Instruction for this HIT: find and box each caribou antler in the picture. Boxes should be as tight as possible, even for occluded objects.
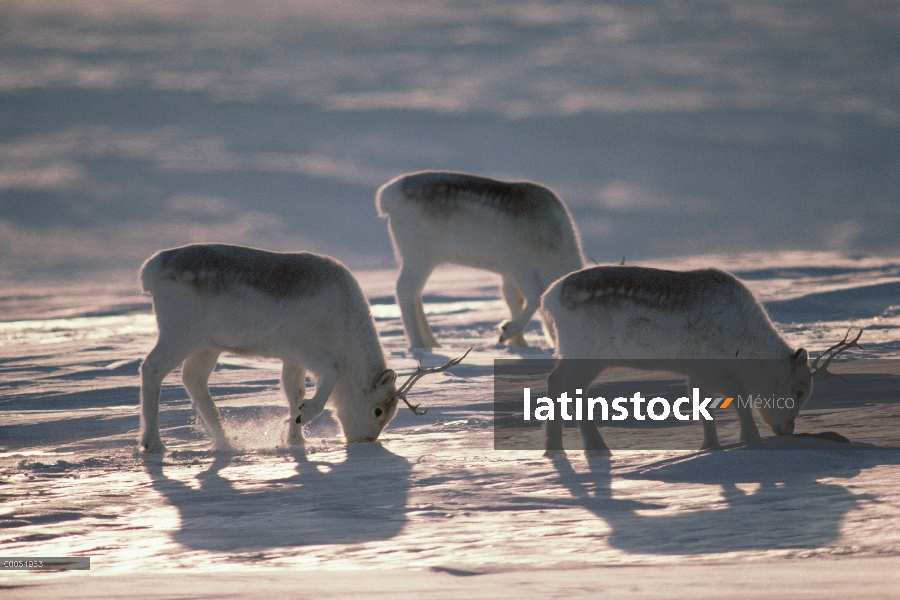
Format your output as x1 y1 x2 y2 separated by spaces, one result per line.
810 329 863 380
395 348 472 415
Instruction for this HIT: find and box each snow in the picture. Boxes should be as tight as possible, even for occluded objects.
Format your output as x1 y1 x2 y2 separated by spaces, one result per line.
3 1 900 593
2 257 900 597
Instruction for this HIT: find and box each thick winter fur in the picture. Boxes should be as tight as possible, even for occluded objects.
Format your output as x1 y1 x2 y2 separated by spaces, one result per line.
377 171 584 348
540 265 812 455
138 244 400 453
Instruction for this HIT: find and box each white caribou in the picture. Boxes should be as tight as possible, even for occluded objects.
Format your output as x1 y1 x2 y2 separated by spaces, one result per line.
377 171 584 348
138 243 466 453
540 265 861 455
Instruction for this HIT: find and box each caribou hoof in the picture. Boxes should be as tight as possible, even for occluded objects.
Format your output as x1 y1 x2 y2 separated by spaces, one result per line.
297 401 325 425
139 435 167 454
585 447 612 457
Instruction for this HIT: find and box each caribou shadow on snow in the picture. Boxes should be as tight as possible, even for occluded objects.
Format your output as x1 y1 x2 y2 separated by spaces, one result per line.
142 443 411 552
551 447 900 555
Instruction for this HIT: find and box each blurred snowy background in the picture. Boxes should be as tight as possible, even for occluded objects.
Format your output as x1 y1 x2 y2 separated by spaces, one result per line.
1 0 898 281
4 5 900 588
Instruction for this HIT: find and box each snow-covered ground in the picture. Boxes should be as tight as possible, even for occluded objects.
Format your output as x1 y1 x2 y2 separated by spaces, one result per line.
2 254 900 597
3 1 900 595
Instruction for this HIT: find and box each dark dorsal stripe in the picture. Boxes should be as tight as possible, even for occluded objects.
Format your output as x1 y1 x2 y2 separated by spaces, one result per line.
400 172 557 218
559 266 738 311
157 244 343 298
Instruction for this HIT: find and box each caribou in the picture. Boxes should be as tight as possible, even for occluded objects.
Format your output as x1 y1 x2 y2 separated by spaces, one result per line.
539 265 862 455
377 170 584 348
138 243 468 453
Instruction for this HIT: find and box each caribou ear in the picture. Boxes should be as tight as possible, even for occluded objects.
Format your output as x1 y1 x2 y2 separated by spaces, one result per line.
791 348 808 369
373 369 397 389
